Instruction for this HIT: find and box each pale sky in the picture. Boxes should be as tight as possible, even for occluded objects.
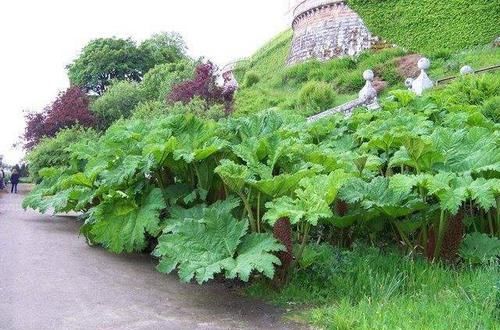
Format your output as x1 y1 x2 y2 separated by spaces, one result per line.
0 0 291 165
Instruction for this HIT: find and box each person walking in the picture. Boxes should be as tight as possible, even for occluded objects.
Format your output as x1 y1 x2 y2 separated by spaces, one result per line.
0 168 5 190
10 168 20 194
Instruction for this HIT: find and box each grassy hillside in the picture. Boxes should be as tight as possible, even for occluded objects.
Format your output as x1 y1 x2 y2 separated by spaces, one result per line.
234 29 500 117
234 31 407 116
349 0 500 53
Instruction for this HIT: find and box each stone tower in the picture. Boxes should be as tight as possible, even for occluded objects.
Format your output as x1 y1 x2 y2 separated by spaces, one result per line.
288 0 374 65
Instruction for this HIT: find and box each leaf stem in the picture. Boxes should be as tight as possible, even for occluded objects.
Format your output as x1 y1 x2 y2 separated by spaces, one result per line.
487 210 494 236
237 190 256 232
256 192 261 233
433 209 447 261
496 197 500 238
293 223 310 269
393 221 411 249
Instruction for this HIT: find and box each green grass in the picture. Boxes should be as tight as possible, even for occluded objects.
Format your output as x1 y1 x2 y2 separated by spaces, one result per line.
247 246 500 329
234 30 500 117
233 31 407 116
429 46 500 79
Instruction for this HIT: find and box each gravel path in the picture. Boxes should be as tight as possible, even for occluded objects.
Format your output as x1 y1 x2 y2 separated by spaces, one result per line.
0 185 300 330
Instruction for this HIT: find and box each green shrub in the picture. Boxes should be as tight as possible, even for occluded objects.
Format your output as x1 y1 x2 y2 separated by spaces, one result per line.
282 60 322 85
459 233 500 264
243 71 260 87
433 73 500 107
26 127 99 182
91 80 144 130
298 81 336 112
166 97 226 121
132 100 168 119
141 60 194 101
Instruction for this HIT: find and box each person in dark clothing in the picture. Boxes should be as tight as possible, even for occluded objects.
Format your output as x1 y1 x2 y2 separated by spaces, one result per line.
0 169 4 190
10 169 20 194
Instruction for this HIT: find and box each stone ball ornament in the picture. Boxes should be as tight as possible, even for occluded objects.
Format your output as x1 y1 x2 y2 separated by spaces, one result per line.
460 65 475 75
417 57 431 70
363 69 374 81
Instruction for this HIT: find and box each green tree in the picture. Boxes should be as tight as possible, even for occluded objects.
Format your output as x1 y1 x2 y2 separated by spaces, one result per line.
139 32 188 72
67 34 189 95
141 60 195 101
67 38 144 95
91 81 144 130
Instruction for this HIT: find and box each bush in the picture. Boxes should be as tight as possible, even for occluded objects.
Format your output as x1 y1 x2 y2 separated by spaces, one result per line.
167 98 226 121
282 60 322 85
132 101 168 120
432 74 500 107
26 127 99 182
141 60 195 101
482 96 500 123
298 81 336 112
91 81 144 130
243 71 260 87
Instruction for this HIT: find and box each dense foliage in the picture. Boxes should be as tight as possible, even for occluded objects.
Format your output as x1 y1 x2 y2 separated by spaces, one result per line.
348 0 499 53
90 81 144 130
24 75 500 286
67 33 188 95
168 62 226 111
19 13 500 329
141 60 195 102
298 81 337 114
26 127 98 183
24 87 95 149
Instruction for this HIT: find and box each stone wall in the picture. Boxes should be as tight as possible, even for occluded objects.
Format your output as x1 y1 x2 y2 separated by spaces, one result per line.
287 0 374 65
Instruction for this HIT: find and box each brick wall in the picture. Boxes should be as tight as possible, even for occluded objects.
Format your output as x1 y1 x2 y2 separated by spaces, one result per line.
287 1 373 65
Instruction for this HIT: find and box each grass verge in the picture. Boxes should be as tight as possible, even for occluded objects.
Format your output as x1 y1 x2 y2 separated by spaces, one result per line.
247 245 499 329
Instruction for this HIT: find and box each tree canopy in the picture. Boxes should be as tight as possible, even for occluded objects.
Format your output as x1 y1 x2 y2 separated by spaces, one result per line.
67 33 189 95
24 87 95 149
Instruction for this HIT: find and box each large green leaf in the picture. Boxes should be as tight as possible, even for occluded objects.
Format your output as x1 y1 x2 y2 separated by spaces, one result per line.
263 170 350 225
89 188 166 253
340 177 425 218
215 160 253 193
154 199 283 284
248 168 315 198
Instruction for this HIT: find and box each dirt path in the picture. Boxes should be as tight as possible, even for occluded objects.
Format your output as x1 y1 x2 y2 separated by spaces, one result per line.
0 185 301 330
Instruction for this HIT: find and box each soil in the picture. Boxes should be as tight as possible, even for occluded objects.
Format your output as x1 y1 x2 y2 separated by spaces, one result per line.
395 54 423 79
